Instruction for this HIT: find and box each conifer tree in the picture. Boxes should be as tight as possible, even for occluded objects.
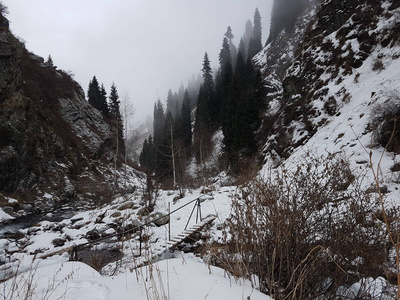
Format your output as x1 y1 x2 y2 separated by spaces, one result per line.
193 85 213 163
188 73 201 109
87 76 109 117
153 99 166 148
227 39 248 156
45 55 54 68
166 89 177 118
180 89 192 149
242 20 253 59
108 83 120 118
140 138 149 168
100 84 110 117
140 135 156 171
152 99 173 178
225 26 238 69
218 37 233 143
248 8 263 59
108 82 124 150
267 0 308 44
201 52 219 128
87 76 101 109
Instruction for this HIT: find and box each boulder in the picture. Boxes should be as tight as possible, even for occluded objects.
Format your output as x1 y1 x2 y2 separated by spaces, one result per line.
85 229 100 241
117 201 139 211
149 212 170 227
52 238 65 247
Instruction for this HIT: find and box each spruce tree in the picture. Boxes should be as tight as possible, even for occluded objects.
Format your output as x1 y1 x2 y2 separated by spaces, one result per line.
108 82 120 119
152 99 172 178
153 99 166 148
108 82 124 150
231 39 248 154
225 26 237 69
180 89 192 149
201 52 219 129
242 20 253 59
100 84 109 117
267 0 308 44
193 84 214 163
140 135 156 171
166 89 177 118
140 138 149 168
248 8 263 59
87 76 101 109
218 37 233 146
87 76 109 117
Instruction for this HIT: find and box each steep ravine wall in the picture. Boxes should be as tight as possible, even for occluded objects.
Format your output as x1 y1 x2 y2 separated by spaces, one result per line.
0 12 140 214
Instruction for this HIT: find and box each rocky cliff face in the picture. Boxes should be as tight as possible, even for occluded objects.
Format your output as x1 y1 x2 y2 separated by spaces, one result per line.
0 12 141 213
255 0 400 163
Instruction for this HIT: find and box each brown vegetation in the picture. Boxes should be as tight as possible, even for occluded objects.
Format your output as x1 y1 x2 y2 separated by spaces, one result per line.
207 153 398 299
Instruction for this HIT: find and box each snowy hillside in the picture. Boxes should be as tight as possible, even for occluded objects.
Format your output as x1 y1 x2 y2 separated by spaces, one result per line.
1 0 400 299
255 1 400 169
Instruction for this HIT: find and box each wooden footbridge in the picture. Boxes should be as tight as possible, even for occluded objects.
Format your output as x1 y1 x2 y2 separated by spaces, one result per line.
39 197 217 270
132 215 216 269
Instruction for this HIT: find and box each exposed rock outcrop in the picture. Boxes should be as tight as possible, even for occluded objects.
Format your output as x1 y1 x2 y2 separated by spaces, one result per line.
0 11 139 211
255 0 400 162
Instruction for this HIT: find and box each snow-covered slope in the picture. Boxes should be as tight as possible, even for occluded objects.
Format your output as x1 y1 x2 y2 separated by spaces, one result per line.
1 258 270 300
256 0 400 194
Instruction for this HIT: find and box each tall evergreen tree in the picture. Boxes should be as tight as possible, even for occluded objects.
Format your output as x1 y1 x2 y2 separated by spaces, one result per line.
108 82 120 118
193 85 212 163
87 76 109 117
225 26 237 69
153 99 166 148
226 39 248 157
140 138 149 168
242 20 253 59
201 52 219 128
108 82 124 150
187 73 202 110
139 135 156 171
248 8 263 59
267 0 308 44
180 89 192 149
218 37 234 143
87 76 101 109
166 89 177 118
100 84 109 117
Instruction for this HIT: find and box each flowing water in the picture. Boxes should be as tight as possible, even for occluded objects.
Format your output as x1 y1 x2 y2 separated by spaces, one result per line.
0 208 75 239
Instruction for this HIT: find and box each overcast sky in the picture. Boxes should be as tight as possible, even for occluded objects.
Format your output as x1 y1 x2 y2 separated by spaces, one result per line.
3 0 272 124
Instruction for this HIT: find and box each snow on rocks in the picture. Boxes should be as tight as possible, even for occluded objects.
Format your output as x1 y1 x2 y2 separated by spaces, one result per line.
0 186 237 291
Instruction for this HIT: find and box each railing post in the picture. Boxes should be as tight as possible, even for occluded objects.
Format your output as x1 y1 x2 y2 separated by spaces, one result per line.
168 202 171 241
70 245 78 261
185 198 199 230
199 199 202 221
139 227 142 256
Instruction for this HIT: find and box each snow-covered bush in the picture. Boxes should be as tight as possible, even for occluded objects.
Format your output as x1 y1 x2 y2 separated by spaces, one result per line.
370 90 400 154
221 153 397 299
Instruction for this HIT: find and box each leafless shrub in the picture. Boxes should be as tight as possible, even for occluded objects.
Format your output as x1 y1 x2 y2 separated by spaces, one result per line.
372 58 385 72
0 260 75 299
218 153 395 299
370 91 400 153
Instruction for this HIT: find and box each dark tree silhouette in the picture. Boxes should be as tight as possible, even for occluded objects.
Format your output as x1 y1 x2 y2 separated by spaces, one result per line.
248 8 263 59
108 82 124 150
267 0 309 44
87 76 109 117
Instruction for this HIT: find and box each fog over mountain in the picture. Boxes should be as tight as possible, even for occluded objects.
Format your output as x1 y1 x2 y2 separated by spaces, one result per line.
3 0 272 123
